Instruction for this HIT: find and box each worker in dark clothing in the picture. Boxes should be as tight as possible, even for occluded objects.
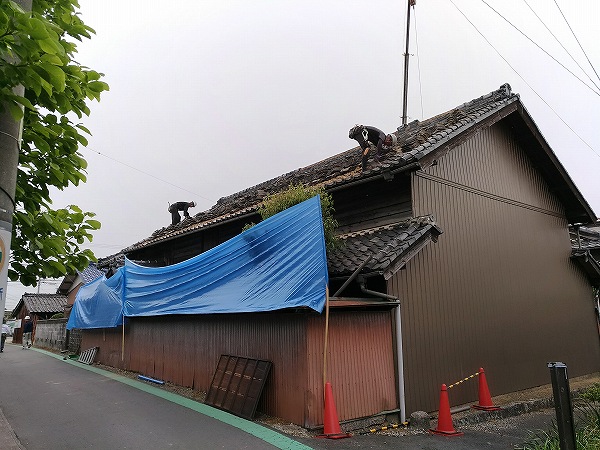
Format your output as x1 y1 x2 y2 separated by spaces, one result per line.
349 124 397 170
168 201 196 225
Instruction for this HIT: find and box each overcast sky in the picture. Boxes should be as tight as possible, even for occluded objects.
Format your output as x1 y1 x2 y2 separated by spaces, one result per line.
6 0 599 309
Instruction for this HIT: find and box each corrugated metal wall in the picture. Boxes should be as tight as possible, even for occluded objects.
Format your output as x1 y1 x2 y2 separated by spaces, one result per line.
81 309 396 428
306 310 396 428
389 123 600 413
83 313 308 425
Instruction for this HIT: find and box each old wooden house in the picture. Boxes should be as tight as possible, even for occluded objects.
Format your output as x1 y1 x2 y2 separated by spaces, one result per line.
11 293 67 345
81 84 600 427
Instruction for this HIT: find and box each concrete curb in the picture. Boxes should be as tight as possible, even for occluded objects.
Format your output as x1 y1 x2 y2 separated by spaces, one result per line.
453 398 554 427
0 407 24 450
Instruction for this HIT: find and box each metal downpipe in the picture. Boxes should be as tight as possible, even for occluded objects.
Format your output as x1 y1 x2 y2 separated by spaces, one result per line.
358 279 406 423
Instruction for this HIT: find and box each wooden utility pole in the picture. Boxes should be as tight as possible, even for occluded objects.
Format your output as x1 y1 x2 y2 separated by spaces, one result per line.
401 0 415 126
0 0 33 316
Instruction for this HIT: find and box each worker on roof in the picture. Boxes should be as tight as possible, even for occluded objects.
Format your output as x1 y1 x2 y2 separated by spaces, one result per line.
349 124 397 171
168 201 196 225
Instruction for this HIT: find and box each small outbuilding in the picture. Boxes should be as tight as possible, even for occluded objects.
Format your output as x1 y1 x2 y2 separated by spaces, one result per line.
11 293 67 345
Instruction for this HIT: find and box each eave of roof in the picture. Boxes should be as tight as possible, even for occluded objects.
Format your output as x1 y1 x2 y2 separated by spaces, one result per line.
328 216 443 278
121 83 594 254
328 298 399 309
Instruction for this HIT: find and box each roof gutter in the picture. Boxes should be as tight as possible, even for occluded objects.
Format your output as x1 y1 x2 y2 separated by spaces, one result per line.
327 162 421 194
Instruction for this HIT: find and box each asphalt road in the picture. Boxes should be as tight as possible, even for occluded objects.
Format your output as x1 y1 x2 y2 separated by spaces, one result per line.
0 344 558 450
0 344 308 449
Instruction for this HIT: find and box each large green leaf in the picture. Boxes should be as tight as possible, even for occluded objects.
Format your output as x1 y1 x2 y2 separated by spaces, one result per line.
2 0 109 286
41 62 66 92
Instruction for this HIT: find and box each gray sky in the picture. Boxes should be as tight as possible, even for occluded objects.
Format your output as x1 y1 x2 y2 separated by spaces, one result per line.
5 0 600 309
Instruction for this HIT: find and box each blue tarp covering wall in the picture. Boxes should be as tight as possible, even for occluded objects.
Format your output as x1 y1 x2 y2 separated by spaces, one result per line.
67 196 328 329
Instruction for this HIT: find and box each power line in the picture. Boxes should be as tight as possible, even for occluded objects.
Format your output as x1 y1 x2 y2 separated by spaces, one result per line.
83 147 215 203
553 0 600 86
479 0 600 97
450 0 600 160
523 0 599 91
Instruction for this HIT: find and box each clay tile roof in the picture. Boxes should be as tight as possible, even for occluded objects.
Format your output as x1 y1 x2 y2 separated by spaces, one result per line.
21 294 67 314
78 264 105 284
123 84 516 253
328 216 443 278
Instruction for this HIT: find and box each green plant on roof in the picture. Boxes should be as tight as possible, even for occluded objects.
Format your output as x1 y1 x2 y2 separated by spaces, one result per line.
243 183 340 252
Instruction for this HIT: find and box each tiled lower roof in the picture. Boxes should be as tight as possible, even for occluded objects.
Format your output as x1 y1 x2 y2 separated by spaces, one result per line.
122 85 515 254
21 294 67 314
328 216 443 278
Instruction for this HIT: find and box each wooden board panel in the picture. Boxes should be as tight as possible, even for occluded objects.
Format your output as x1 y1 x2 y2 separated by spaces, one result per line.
205 355 272 420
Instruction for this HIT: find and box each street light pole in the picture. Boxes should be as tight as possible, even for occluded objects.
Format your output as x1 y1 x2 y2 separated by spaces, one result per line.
0 0 33 317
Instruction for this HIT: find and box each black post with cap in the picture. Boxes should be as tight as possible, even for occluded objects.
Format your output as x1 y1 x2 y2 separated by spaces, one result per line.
547 362 576 450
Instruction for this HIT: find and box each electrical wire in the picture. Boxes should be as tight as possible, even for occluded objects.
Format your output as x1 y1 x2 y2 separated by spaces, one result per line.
479 0 600 97
553 0 600 86
413 7 425 120
450 0 600 159
83 147 214 203
523 0 599 91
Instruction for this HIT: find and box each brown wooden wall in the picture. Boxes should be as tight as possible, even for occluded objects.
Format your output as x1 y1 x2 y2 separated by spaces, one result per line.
389 122 600 413
332 175 412 233
81 309 396 428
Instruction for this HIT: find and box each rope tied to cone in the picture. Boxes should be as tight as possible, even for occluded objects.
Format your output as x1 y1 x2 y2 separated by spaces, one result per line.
447 369 481 389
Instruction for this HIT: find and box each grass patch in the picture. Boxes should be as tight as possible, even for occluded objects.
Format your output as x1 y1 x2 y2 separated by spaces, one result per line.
517 399 600 450
579 383 600 402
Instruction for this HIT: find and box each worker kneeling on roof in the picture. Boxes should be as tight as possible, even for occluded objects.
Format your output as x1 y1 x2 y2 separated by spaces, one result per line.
168 201 196 225
349 125 397 171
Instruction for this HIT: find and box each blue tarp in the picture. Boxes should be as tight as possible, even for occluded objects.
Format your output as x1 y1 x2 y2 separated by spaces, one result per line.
66 270 124 330
67 196 328 329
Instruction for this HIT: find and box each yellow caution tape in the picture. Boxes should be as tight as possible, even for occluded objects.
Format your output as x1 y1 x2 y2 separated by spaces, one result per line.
447 371 480 389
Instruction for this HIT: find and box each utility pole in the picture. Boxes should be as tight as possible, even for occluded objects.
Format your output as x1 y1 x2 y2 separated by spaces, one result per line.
0 0 33 317
401 0 416 127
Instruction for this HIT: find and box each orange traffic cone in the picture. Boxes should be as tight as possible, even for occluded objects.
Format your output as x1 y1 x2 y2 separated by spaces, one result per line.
430 384 464 436
317 382 351 439
472 368 501 411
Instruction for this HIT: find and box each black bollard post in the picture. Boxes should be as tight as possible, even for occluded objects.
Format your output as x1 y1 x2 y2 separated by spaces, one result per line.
547 362 576 450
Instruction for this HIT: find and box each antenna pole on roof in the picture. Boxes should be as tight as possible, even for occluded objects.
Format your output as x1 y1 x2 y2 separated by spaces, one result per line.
401 0 415 127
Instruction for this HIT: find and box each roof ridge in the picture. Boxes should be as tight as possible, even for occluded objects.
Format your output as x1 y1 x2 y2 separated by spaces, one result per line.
123 85 516 254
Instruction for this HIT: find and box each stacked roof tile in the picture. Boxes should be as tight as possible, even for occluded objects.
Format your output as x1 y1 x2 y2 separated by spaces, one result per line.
328 216 442 277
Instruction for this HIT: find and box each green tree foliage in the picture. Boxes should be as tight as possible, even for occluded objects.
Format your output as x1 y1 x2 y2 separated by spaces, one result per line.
0 0 108 285
245 183 340 252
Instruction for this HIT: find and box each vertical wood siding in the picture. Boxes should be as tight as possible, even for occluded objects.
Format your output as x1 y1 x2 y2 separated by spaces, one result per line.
388 123 600 413
81 310 396 427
